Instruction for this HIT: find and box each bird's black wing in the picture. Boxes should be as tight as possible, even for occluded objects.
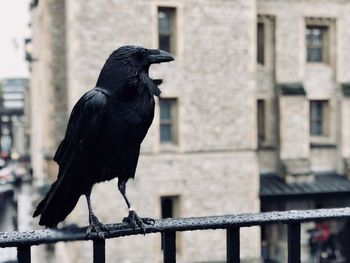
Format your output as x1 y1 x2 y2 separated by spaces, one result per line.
33 88 108 226
54 88 108 169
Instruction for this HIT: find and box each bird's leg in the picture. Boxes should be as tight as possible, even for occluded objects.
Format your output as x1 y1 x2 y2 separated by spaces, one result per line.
118 179 131 209
85 190 109 238
118 180 155 232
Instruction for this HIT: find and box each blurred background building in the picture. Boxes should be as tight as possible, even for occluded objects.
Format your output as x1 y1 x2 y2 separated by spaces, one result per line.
0 0 348 262
28 0 260 262
0 78 28 160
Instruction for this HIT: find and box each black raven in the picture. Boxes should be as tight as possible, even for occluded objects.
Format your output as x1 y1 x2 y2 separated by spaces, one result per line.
33 45 174 237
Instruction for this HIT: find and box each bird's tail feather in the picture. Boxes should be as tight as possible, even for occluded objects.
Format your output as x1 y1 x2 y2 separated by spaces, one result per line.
33 172 82 228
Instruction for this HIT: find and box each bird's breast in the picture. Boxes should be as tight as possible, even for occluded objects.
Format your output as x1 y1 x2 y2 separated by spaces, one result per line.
102 95 155 140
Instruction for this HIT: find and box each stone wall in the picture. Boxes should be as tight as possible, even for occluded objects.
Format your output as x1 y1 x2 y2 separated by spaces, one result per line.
257 0 350 174
58 151 260 263
30 0 261 262
30 0 67 182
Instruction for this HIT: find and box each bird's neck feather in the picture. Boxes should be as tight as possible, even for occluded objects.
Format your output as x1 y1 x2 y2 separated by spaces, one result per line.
96 63 161 97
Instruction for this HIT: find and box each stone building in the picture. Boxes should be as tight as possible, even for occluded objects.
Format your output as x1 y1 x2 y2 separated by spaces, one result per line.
256 1 350 262
0 78 28 159
27 0 350 262
28 0 260 262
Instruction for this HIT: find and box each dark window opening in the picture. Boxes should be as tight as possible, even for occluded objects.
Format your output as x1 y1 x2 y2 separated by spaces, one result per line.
310 100 328 136
158 7 176 54
257 99 266 144
161 196 177 219
257 22 265 64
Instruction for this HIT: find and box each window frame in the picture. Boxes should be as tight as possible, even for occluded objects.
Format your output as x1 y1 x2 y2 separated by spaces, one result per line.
306 25 329 63
257 15 275 70
305 17 336 66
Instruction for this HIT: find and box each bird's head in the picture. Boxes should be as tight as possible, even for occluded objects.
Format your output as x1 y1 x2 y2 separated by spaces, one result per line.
114 45 174 69
97 45 174 96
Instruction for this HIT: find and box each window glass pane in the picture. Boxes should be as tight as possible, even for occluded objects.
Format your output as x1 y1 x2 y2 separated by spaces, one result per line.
306 26 327 62
257 23 265 64
315 49 322 62
257 99 265 142
310 101 326 136
160 100 171 120
158 7 176 53
311 121 322 135
159 36 171 54
160 124 172 142
158 11 171 35
159 98 177 144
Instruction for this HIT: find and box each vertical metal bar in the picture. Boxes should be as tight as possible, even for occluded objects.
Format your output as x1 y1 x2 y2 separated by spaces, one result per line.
163 231 176 263
17 245 31 263
93 239 105 263
288 223 301 263
227 227 240 263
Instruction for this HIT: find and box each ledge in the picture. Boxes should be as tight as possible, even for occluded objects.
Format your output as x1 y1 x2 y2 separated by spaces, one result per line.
280 83 306 96
310 143 337 149
258 142 276 150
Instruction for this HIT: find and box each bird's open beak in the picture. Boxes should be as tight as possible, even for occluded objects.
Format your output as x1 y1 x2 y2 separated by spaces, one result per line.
148 49 174 64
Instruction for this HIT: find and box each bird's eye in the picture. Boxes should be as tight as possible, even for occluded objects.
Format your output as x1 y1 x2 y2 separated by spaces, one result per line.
137 49 147 59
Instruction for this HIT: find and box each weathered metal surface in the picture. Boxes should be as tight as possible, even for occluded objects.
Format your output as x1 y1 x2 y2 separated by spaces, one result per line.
1 208 350 248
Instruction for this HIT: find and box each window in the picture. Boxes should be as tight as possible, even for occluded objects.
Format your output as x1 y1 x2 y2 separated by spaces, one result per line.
159 98 178 144
257 99 266 144
306 26 328 63
310 100 328 136
158 7 176 54
257 22 265 64
161 196 180 219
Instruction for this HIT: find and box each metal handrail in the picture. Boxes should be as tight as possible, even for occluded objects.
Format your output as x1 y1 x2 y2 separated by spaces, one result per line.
1 207 350 262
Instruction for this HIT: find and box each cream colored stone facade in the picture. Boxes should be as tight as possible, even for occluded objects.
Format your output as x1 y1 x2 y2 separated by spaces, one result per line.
257 0 350 176
30 0 68 184
28 0 350 261
256 1 350 261
29 0 260 262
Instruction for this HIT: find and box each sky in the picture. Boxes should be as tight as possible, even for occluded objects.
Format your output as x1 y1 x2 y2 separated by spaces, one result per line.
0 0 30 79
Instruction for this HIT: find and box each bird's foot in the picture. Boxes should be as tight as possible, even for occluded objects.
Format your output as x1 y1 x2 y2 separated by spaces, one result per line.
86 214 109 239
123 210 155 234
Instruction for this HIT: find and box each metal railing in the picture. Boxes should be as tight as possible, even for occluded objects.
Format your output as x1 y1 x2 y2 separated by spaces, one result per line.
1 207 350 263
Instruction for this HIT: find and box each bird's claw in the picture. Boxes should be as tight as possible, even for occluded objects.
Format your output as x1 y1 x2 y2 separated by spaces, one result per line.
142 217 155 225
123 210 155 234
86 214 110 239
